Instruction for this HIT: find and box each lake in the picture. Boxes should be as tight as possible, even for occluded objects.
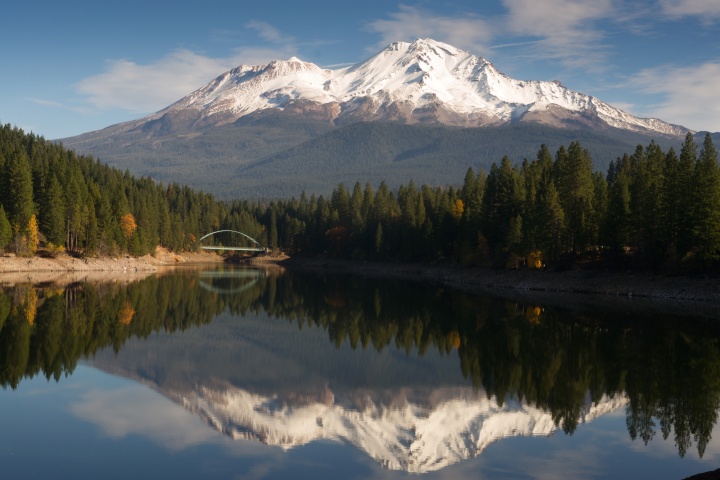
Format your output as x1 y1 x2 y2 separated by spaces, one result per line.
1 265 719 479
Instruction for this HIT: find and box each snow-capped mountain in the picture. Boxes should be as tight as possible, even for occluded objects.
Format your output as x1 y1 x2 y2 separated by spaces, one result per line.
149 38 686 136
60 38 692 199
170 383 626 473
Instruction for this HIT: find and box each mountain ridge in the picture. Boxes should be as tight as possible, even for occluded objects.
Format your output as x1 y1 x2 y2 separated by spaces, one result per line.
59 38 695 199
142 38 688 136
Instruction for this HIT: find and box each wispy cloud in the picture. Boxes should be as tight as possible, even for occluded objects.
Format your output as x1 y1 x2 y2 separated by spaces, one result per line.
75 22 296 114
71 386 216 450
501 0 615 68
629 61 720 131
367 1 618 69
75 49 241 113
659 0 720 19
490 40 544 49
245 20 294 45
366 4 496 56
26 97 64 108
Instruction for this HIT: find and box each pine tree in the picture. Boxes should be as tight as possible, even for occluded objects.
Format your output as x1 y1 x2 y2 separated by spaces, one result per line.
481 156 521 258
538 182 565 262
7 150 34 232
629 141 665 260
554 142 594 252
268 208 278 250
677 133 698 256
41 174 66 245
374 222 383 255
692 133 720 263
0 206 11 249
606 172 631 251
660 147 681 260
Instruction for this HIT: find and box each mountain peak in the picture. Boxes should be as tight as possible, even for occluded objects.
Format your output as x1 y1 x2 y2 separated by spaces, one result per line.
141 39 690 136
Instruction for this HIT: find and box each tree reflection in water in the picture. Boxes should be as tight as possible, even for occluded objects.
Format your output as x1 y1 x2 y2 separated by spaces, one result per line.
0 267 719 458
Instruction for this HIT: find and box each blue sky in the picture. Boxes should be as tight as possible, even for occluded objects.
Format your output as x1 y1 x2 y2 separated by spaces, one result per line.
2 0 719 139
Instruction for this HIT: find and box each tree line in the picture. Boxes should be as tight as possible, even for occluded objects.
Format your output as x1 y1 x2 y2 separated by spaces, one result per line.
3 123 719 271
252 132 719 271
0 124 243 256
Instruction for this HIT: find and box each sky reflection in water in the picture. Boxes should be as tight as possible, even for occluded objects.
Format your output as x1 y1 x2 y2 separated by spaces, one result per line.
0 267 719 479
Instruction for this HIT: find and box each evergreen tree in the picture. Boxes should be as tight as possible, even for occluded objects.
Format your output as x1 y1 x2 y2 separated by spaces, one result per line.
554 142 594 252
606 171 631 252
537 182 565 262
481 156 521 260
6 150 34 232
660 147 681 260
677 133 698 256
692 133 720 263
0 206 11 249
41 174 66 245
268 208 278 250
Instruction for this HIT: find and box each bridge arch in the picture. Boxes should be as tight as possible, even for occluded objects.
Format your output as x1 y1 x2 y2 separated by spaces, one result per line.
198 230 264 252
197 269 264 294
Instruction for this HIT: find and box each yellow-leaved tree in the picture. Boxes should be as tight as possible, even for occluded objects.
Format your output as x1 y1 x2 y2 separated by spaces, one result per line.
450 199 464 221
119 213 137 239
117 299 135 326
26 214 38 255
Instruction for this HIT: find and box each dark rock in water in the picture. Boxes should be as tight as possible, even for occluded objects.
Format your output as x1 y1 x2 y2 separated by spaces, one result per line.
684 469 720 480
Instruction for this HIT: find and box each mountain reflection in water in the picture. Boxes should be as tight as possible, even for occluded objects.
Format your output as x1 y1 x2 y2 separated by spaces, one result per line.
1 266 719 472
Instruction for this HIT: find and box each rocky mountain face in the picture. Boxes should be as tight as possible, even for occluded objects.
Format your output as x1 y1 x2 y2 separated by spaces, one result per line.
60 39 691 198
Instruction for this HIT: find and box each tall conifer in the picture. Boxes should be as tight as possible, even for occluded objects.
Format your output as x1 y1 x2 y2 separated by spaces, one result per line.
692 133 720 262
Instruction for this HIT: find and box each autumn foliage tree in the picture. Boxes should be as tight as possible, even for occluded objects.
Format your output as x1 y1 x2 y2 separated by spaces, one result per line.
26 214 38 255
119 213 138 240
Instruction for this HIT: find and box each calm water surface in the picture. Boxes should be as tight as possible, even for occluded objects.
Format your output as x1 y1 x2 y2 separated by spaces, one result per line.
1 266 719 479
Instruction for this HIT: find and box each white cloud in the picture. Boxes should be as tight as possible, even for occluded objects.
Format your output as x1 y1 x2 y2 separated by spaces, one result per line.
630 61 720 131
69 381 286 464
71 386 217 450
367 1 617 69
246 20 294 44
366 4 496 56
75 23 296 114
75 47 295 113
659 0 720 18
502 0 615 67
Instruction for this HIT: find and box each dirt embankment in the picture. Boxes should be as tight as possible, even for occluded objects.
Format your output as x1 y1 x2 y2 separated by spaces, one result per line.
0 248 223 286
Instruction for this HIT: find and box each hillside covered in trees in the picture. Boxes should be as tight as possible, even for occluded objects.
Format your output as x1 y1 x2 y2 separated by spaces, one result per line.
2 123 720 273
242 132 720 272
0 123 261 257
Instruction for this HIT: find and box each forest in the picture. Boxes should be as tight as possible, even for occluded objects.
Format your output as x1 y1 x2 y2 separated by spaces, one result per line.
2 122 719 272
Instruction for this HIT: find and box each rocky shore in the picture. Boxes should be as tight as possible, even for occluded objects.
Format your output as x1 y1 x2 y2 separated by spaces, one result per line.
0 248 223 286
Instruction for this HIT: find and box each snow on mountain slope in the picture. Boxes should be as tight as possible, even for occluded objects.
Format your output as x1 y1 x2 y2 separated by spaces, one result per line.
151 38 687 136
170 384 627 473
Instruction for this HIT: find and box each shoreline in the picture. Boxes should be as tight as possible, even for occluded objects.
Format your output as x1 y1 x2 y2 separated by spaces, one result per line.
3 251 720 318
0 249 224 286
279 257 720 319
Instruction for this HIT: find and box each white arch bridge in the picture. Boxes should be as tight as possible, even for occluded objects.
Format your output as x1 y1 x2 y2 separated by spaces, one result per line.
198 230 266 253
